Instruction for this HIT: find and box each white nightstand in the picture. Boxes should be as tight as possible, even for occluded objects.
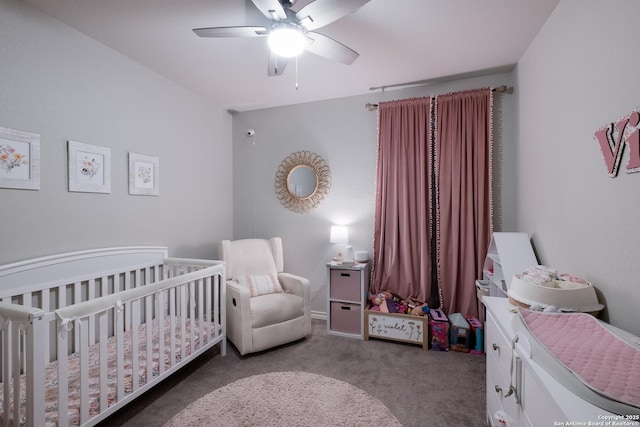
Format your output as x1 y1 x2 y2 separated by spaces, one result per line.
326 262 370 339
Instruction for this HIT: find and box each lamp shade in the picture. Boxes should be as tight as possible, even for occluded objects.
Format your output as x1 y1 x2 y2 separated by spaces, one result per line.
329 226 349 244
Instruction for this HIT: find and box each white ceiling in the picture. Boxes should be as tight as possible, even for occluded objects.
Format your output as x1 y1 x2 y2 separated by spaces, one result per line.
22 0 559 112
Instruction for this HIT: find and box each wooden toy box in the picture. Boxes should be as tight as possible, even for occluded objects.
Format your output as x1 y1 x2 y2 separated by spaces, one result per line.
364 305 428 350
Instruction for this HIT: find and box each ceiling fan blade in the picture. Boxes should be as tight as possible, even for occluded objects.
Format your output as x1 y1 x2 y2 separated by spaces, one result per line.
251 0 287 21
296 0 371 31
305 32 359 65
267 51 288 76
193 26 268 38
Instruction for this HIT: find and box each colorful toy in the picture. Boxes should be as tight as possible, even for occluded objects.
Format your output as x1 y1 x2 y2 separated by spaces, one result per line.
449 313 472 353
411 303 429 316
429 308 449 351
466 315 484 354
385 298 396 313
370 291 394 307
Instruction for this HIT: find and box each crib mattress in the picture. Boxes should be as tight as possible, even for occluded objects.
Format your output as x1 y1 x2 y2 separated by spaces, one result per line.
0 316 218 427
514 307 640 416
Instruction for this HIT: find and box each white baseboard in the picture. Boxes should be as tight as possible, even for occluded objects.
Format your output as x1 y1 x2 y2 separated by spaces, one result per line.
311 310 327 320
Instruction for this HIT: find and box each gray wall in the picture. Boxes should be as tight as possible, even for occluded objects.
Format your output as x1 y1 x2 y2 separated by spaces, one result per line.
11 0 633 338
0 0 233 264
232 73 516 316
516 0 640 335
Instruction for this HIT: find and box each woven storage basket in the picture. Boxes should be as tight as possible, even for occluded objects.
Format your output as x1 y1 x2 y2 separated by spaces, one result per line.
508 274 604 317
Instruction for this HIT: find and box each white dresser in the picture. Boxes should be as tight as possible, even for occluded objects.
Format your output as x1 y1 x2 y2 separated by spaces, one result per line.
484 297 634 426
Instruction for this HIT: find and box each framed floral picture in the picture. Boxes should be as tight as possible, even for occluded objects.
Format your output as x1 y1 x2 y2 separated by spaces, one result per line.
129 152 159 196
0 126 40 190
68 140 111 193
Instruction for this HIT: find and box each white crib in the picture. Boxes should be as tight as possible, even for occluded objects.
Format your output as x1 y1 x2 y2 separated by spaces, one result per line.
0 246 226 427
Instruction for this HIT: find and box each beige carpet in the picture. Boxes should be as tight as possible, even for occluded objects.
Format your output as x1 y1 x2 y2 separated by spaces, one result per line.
163 371 402 426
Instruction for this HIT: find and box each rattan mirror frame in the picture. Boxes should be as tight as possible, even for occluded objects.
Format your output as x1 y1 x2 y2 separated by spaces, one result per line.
275 150 331 213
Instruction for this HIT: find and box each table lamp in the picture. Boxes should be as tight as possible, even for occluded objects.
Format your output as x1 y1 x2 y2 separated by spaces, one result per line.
329 225 348 262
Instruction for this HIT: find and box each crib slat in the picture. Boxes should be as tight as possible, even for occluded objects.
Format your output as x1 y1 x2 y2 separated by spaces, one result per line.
158 290 166 375
155 264 163 283
131 299 140 392
56 320 69 427
197 278 204 345
116 306 125 401
11 323 20 427
205 276 212 341
21 292 31 375
57 284 67 309
79 318 90 424
169 288 176 368
22 292 32 308
74 281 81 352
114 272 121 293
40 288 49 311
57 284 68 360
26 315 46 427
189 280 195 355
145 295 153 384
98 311 109 413
2 328 11 427
214 274 221 339
88 279 96 345
219 273 227 356
101 275 108 297
124 271 132 331
41 289 50 364
180 285 187 361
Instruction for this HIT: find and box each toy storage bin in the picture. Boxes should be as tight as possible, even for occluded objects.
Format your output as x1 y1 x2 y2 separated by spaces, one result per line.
330 301 361 335
329 269 361 301
364 307 429 350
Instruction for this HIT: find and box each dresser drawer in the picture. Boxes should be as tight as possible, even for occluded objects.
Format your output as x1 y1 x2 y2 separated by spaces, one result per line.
521 363 564 427
486 362 528 427
330 269 361 302
486 366 505 427
486 309 513 384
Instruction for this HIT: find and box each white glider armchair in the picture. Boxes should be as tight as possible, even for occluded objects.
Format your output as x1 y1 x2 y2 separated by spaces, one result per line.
219 237 311 356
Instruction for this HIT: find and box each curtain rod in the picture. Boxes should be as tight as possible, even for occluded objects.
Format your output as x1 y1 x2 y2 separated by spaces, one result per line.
364 85 513 111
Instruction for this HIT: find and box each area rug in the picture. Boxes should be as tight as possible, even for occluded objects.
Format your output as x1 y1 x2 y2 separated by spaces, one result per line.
163 371 402 426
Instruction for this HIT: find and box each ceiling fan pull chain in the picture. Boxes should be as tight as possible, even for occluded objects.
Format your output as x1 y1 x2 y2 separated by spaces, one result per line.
295 56 299 90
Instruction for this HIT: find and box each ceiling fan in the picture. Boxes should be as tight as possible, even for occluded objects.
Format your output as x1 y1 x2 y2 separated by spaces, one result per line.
193 0 371 76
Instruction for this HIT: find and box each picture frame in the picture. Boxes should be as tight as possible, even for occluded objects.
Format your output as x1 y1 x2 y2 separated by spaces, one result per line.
68 140 111 193
129 152 159 196
0 126 41 190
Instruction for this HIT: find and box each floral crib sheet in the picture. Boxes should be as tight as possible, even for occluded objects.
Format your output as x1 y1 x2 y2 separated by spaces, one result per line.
0 315 216 427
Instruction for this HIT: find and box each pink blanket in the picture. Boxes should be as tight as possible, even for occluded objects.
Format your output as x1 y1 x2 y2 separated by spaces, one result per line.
518 308 640 409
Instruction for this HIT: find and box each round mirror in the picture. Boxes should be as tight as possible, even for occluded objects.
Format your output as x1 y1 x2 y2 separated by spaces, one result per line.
275 151 330 213
287 165 318 199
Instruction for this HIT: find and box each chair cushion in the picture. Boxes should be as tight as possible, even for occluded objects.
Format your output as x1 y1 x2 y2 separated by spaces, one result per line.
222 239 279 280
251 292 304 329
236 274 283 297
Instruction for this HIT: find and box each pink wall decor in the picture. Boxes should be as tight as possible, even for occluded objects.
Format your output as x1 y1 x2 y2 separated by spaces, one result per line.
594 109 640 177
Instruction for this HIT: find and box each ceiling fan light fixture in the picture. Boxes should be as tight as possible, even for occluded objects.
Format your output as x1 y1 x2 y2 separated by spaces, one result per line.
268 26 306 58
